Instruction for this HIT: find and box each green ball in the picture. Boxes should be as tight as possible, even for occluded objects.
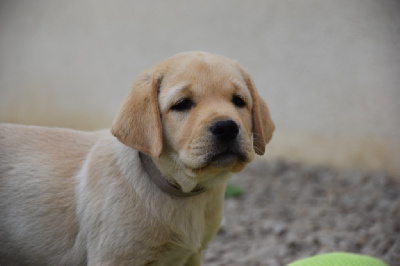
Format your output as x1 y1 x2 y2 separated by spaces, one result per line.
288 252 388 266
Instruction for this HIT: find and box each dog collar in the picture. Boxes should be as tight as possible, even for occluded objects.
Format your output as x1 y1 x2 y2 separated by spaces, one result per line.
139 152 206 198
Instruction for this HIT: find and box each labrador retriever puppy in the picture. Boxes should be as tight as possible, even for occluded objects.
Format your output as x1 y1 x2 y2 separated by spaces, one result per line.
0 52 274 265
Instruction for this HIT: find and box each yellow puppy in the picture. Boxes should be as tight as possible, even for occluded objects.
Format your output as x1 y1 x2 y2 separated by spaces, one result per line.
0 52 274 265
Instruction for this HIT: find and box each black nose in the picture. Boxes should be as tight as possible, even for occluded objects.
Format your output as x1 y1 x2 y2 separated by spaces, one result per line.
210 120 239 142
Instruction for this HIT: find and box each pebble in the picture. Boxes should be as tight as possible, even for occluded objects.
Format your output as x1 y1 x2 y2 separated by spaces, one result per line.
204 160 400 265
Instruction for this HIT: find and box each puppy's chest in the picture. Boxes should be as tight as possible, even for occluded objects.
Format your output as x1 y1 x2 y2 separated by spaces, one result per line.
151 205 208 250
137 199 221 262
114 208 204 265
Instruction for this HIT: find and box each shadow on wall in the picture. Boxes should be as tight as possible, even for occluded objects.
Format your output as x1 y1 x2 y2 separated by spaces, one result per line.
1 88 113 130
266 132 400 178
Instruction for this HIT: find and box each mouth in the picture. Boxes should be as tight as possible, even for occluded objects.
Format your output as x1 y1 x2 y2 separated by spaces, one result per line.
208 150 248 168
177 141 251 174
183 150 247 177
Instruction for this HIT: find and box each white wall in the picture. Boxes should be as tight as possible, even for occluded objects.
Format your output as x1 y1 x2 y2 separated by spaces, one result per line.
1 0 399 175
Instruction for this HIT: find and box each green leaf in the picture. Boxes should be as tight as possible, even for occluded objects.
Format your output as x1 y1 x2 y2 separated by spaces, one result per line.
225 184 244 198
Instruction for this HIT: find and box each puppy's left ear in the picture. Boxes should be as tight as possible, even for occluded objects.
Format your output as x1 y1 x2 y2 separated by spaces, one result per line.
111 71 163 158
240 68 275 155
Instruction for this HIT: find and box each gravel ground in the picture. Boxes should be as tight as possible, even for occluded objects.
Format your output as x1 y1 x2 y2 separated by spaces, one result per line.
203 160 400 266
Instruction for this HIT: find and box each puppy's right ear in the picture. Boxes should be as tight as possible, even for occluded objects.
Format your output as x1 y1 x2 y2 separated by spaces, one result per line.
111 71 163 158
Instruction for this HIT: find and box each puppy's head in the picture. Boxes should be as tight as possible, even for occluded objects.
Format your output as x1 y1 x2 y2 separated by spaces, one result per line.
112 52 274 191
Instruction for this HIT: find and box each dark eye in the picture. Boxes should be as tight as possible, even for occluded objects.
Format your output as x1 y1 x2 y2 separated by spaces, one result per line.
171 98 194 111
232 95 246 108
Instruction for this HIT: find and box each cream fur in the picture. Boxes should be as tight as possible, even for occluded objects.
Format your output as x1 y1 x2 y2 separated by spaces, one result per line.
0 52 274 265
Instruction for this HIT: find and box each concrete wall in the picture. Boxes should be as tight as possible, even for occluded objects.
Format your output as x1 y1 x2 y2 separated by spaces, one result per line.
1 0 399 175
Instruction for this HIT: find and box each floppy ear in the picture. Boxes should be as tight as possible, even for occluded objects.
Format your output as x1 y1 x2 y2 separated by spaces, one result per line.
241 69 275 155
111 71 164 158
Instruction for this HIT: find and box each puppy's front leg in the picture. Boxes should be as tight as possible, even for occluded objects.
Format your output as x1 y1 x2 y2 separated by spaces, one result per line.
184 251 203 266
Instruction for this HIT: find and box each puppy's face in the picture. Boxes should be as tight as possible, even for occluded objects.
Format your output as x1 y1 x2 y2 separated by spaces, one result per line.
112 52 274 191
158 54 254 177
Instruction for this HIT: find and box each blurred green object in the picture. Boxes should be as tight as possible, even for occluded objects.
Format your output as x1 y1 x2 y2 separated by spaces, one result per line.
288 252 388 266
225 184 244 198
